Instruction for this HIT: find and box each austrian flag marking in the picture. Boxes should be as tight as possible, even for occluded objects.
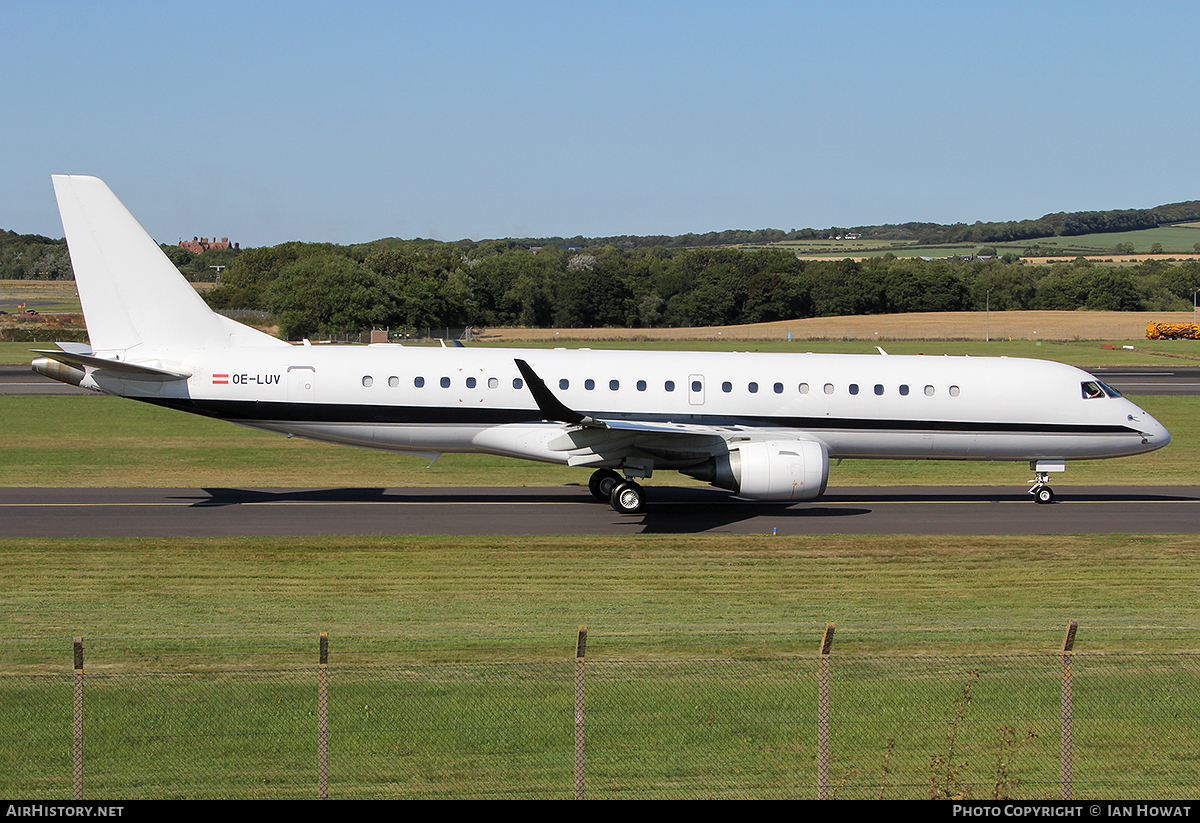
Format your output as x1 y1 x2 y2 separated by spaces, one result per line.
212 374 229 385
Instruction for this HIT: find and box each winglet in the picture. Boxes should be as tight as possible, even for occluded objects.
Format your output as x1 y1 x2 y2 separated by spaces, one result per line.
514 358 599 426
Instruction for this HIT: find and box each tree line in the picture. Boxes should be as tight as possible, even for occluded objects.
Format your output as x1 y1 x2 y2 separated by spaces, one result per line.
199 239 1200 339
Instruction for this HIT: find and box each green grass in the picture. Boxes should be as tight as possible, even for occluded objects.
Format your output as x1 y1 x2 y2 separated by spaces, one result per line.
1 392 1192 488
5 534 1200 654
4 534 1200 797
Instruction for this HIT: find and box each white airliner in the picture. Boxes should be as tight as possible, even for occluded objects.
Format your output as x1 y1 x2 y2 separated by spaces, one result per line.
33 175 1171 513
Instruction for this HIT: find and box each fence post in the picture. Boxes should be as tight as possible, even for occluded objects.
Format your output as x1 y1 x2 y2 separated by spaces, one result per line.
1061 620 1077 801
318 632 329 800
574 626 587 800
72 637 83 801
817 623 835 800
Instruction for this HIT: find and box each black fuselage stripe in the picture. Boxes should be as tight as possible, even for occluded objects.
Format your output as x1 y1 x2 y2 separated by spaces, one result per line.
134 397 1141 436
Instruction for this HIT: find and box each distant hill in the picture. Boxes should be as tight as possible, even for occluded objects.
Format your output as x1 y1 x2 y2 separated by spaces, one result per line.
4 199 1200 276
505 201 1200 251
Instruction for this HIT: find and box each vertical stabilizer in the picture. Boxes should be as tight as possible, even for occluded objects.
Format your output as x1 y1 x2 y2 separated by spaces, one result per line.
51 175 287 353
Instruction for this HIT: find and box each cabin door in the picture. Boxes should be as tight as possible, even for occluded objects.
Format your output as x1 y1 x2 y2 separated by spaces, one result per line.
287 365 316 403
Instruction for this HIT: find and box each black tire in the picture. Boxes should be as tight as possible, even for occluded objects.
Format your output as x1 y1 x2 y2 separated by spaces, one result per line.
1034 486 1054 504
609 480 645 514
588 469 623 502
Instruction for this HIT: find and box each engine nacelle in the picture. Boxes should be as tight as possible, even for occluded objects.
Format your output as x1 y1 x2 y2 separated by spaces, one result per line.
682 439 829 501
31 356 85 387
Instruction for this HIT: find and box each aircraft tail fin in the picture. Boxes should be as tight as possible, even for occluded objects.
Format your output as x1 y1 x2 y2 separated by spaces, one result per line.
51 175 287 353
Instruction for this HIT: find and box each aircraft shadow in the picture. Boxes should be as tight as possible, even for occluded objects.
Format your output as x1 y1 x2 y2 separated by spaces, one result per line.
635 504 871 533
180 485 874 534
186 487 587 507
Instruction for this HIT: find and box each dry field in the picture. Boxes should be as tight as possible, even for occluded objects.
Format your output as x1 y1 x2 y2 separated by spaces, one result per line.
2 277 1196 344
481 310 1199 343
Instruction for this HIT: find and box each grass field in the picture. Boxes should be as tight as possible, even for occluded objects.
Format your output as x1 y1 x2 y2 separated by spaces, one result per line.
4 534 1200 797
5 534 1199 655
762 222 1200 258
0 280 81 314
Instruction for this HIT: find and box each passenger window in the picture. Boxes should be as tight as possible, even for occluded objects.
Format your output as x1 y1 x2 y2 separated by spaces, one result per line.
849 383 859 395
513 378 523 390
722 382 732 393
559 379 569 390
440 377 451 388
362 376 373 387
388 376 399 388
488 377 499 389
665 380 675 392
899 384 909 396
949 385 960 397
924 385 935 396
773 382 783 394
748 382 758 393
823 383 834 394
585 379 595 391
874 384 884 395
466 377 476 389
415 376 425 388
799 383 810 394
691 380 702 393
609 379 619 391
637 380 647 391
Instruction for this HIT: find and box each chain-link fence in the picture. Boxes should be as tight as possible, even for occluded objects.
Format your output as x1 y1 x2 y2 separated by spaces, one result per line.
5 629 1200 799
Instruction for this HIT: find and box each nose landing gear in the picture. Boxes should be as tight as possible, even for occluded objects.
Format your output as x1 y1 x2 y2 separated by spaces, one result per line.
1030 478 1055 504
1028 459 1065 504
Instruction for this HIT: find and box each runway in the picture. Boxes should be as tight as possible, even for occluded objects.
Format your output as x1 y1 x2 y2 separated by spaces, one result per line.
4 485 1198 537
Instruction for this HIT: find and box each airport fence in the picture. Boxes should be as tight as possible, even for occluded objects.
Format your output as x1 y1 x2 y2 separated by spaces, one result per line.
4 625 1199 800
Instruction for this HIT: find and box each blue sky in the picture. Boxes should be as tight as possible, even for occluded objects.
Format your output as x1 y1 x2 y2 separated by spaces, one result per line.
3 1 1198 246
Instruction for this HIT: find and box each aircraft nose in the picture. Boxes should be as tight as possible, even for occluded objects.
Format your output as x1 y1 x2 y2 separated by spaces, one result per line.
1140 412 1171 449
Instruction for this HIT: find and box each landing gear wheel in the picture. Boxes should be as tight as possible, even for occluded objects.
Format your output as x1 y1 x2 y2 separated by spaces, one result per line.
1033 485 1055 505
610 480 646 514
589 469 623 502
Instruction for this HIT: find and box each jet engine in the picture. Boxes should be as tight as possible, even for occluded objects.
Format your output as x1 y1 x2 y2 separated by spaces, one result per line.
32 356 85 387
681 439 829 501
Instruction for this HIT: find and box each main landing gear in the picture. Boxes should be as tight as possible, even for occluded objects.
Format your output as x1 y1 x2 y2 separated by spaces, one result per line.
589 468 646 514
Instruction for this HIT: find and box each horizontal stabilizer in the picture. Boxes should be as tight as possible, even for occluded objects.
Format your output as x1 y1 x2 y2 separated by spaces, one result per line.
31 349 191 381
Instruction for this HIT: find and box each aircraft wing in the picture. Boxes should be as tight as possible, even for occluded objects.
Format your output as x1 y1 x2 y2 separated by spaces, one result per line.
514 357 792 473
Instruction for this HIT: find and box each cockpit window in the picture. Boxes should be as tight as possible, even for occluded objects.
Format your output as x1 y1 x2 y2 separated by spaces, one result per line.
1081 381 1107 399
1098 380 1122 398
